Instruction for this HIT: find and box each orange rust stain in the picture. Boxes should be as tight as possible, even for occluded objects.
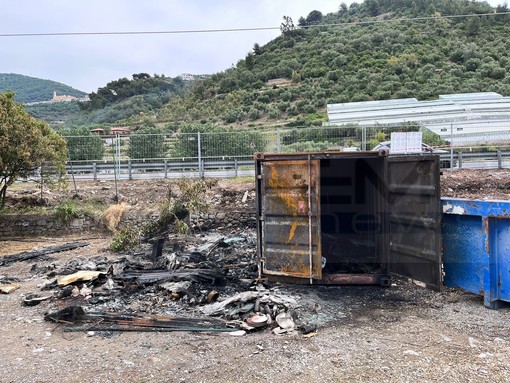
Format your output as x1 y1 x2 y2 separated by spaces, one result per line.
288 221 298 243
267 164 308 216
265 161 320 277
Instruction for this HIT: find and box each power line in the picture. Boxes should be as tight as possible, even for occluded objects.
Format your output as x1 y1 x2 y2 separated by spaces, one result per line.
0 11 509 38
0 26 280 38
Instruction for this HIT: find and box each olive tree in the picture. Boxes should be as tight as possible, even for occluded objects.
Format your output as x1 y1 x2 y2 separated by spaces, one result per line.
128 126 167 160
0 92 67 207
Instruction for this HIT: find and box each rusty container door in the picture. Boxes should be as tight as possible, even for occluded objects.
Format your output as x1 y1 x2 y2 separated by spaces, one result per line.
259 159 322 281
386 156 442 290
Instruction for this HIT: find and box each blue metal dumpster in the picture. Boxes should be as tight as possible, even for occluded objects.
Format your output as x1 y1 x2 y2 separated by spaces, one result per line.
442 198 510 309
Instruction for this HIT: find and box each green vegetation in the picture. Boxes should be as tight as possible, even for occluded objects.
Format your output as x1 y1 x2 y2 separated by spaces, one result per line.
54 200 80 224
59 127 105 161
172 124 266 158
142 178 217 237
25 102 81 125
0 92 67 208
81 73 186 111
155 0 510 130
128 125 167 160
110 224 140 252
65 73 189 127
0 73 86 103
7 0 510 136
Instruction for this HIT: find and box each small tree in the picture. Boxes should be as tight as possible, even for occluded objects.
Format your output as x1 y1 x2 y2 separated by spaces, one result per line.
253 43 262 56
0 92 67 208
280 16 295 36
61 127 105 161
128 126 167 160
375 130 386 142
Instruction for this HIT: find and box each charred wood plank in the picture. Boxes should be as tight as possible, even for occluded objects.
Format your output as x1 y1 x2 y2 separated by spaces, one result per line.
0 242 89 266
120 268 225 285
46 306 234 332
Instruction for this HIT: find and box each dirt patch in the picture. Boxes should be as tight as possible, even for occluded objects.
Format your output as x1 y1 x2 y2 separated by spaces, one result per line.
5 170 510 212
441 169 510 200
3 178 256 212
0 236 509 382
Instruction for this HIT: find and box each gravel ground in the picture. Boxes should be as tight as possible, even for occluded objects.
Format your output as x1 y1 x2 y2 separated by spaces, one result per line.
1 171 510 382
1 236 510 383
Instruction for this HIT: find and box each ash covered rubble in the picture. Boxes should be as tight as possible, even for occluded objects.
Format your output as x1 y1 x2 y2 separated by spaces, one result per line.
31 230 312 335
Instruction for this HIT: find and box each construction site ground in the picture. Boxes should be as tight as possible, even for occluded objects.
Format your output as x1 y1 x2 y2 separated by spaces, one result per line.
1 169 510 383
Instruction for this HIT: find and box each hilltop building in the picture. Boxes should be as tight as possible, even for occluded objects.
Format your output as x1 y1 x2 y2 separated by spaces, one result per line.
52 91 77 102
179 73 212 81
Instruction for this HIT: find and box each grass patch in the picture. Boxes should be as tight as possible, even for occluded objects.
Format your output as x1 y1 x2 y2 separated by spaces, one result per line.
54 200 80 224
0 205 50 216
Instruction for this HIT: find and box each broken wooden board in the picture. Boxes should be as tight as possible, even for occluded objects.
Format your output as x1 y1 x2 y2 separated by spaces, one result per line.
0 284 21 294
45 306 236 332
121 268 225 285
0 242 89 267
57 270 104 287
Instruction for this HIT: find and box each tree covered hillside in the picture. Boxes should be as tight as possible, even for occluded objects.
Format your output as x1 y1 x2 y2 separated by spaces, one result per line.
0 73 86 103
64 73 189 128
156 0 510 129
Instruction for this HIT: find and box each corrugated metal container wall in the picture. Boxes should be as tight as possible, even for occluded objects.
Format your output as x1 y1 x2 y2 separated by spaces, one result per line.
255 152 442 289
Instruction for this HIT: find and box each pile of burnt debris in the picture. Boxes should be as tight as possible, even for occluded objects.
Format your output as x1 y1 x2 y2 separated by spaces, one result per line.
1 230 316 336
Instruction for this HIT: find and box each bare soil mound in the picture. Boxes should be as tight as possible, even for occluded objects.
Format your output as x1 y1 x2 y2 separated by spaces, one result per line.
441 169 510 200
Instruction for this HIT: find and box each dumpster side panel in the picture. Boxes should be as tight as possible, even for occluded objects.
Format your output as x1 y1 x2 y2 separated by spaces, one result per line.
442 198 510 309
443 215 485 294
490 218 510 304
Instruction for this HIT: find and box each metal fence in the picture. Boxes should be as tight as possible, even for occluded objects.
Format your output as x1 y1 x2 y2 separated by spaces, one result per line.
62 123 510 180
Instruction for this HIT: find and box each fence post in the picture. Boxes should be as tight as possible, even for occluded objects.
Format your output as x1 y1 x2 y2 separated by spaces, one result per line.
450 124 454 171
197 132 203 178
361 127 366 151
128 160 132 180
277 128 281 153
93 162 97 181
112 135 119 201
497 150 502 169
458 152 463 170
234 158 238 178
164 160 168 178
67 156 78 196
117 134 122 179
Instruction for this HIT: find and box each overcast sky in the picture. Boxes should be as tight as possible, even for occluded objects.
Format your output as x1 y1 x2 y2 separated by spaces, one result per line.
0 0 505 93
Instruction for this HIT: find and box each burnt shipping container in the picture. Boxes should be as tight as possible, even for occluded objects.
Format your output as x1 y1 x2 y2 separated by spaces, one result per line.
254 151 442 290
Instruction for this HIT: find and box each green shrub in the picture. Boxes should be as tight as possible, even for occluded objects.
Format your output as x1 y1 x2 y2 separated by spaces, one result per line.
110 224 140 252
54 200 80 224
277 102 290 112
268 108 281 119
248 107 261 120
